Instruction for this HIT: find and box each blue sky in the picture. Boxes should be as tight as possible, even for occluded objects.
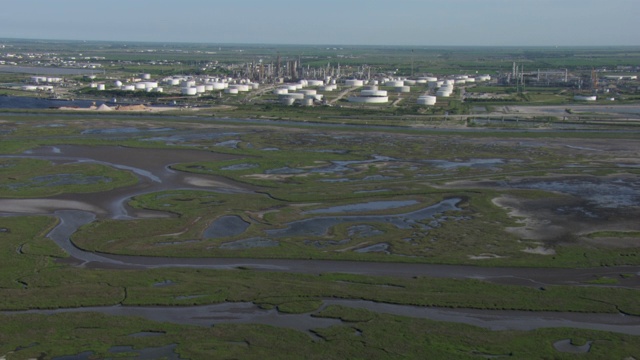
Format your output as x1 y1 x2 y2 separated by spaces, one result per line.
1 0 638 46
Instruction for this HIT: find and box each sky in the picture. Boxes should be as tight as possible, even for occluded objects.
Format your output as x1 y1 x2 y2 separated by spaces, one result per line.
0 0 639 46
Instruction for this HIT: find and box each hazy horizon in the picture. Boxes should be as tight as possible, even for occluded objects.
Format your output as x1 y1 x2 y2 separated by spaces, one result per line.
1 0 639 47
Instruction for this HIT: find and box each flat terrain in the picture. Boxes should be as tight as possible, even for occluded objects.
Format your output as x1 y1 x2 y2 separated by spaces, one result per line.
1 41 640 358
0 110 638 359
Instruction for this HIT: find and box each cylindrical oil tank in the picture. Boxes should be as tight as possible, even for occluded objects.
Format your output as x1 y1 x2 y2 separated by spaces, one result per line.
360 90 388 97
182 87 197 95
281 98 295 106
404 80 416 86
345 79 364 87
395 86 411 93
205 84 214 91
301 98 314 106
348 96 388 103
417 95 436 105
196 85 206 93
224 88 239 94
279 93 304 100
385 80 404 87
134 83 146 90
141 73 151 80
274 88 288 95
122 85 135 91
299 89 317 95
97 84 106 91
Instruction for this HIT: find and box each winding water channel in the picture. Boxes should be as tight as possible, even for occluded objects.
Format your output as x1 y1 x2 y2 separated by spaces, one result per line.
1 144 640 335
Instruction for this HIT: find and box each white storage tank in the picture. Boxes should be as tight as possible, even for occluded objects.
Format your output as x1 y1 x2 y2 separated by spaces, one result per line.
574 95 597 101
211 82 226 90
182 80 196 88
360 89 388 97
348 95 388 103
319 85 336 91
279 93 305 100
122 85 136 91
274 88 288 95
300 89 317 95
345 79 364 87
114 80 123 87
385 80 404 87
196 85 206 93
168 78 181 86
395 86 411 93
281 97 296 106
301 98 314 106
134 83 147 90
205 84 214 91
307 80 324 86
182 87 198 95
141 73 151 80
224 88 239 94
155 87 163 93
404 80 416 86
417 95 436 105
97 84 106 91
436 89 452 97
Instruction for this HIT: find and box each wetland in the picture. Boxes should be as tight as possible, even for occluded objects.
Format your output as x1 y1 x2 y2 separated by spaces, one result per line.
0 112 639 359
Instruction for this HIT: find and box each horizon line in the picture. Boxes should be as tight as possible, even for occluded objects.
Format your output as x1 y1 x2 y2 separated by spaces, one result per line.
1 37 640 49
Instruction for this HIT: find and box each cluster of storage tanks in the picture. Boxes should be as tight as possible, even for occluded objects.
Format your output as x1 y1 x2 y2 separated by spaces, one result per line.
348 85 389 103
30 76 63 83
21 85 54 92
274 79 326 106
340 74 491 105
171 77 259 96
117 81 163 93
107 75 263 96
